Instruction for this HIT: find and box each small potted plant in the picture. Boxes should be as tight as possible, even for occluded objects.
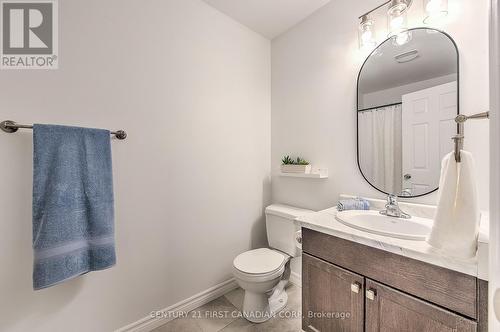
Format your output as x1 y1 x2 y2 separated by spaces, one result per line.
281 155 311 174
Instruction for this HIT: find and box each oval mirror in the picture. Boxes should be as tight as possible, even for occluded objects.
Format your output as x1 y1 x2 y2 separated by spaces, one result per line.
357 28 459 197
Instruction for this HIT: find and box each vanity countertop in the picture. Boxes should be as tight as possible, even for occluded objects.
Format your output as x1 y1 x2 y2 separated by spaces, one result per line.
296 197 489 280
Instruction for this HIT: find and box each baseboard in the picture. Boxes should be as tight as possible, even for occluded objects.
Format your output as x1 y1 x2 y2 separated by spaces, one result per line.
289 271 302 287
116 278 238 332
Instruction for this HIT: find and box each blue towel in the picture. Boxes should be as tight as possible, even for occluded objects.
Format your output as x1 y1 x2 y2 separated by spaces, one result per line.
32 124 116 290
337 197 370 212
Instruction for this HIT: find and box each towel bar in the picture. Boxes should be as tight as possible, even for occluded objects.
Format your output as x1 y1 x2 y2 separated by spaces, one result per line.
453 112 489 162
0 120 127 140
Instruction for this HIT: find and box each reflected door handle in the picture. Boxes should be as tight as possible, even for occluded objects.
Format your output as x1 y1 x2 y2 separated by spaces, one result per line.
404 174 412 180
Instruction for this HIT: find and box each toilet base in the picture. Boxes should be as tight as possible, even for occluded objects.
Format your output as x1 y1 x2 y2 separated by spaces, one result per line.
242 280 289 323
269 286 288 316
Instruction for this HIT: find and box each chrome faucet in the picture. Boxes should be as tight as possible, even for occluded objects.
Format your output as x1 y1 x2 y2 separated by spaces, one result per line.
380 194 411 219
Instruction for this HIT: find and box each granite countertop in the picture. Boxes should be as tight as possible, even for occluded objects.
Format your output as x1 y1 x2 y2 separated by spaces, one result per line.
296 195 489 280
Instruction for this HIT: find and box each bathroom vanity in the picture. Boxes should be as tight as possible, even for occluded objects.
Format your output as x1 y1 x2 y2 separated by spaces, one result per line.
301 228 487 332
298 202 489 332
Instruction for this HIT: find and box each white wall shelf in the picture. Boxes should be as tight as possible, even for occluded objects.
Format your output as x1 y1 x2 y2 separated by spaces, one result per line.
278 168 328 179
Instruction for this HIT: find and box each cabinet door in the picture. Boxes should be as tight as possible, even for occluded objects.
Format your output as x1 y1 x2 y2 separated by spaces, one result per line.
365 279 477 332
302 253 364 332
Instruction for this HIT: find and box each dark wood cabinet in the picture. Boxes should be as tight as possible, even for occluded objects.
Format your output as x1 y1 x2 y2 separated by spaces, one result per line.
302 228 477 318
365 279 476 332
302 228 488 332
302 253 364 332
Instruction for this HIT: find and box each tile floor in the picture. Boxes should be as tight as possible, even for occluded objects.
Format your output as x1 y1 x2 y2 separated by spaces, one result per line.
153 284 302 332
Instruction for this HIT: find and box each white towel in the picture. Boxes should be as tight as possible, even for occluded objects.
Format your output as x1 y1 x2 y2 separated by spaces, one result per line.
426 150 480 259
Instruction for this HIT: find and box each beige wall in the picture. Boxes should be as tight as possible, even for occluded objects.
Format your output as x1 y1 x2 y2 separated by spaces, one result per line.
0 1 271 331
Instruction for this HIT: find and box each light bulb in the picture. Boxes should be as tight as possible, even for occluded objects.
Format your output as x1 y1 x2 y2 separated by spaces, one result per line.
390 16 404 30
423 0 448 24
395 32 410 45
361 31 372 43
387 1 409 37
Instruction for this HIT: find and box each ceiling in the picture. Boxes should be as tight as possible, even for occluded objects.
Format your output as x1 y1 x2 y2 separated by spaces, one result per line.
202 0 331 39
358 29 458 94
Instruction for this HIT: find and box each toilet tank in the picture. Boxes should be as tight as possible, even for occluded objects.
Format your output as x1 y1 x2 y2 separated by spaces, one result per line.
265 204 314 257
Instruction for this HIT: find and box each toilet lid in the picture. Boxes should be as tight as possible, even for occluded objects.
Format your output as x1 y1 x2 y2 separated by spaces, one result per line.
233 248 286 274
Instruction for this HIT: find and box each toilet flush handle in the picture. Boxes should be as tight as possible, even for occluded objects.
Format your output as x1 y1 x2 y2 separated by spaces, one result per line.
295 232 302 244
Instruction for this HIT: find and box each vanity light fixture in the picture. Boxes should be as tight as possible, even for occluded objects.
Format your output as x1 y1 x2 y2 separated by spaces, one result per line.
358 0 418 52
358 15 377 52
423 0 448 24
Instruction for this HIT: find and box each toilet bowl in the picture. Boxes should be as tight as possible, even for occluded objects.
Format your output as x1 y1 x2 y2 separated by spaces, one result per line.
232 204 313 323
232 248 290 323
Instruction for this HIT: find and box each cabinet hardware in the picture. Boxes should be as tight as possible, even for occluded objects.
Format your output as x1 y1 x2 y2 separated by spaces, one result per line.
366 288 377 301
351 282 361 294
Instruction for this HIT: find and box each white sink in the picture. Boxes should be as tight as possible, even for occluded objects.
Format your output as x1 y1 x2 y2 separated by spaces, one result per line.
335 210 432 241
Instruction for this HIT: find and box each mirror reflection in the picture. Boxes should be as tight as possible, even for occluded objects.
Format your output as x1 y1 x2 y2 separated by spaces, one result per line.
357 28 458 197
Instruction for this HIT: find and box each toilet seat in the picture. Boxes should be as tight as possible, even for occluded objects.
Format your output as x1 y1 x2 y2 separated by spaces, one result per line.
233 248 288 282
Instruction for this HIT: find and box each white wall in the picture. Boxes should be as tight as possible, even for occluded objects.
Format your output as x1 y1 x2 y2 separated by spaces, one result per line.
0 1 271 331
489 0 500 329
271 0 490 212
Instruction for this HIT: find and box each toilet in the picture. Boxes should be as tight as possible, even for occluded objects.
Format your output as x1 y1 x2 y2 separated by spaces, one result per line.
232 204 313 323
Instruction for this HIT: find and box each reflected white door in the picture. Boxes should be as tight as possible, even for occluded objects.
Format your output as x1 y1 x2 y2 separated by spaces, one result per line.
401 81 457 195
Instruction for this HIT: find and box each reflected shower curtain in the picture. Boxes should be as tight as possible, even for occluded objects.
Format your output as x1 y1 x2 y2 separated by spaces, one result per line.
358 105 402 194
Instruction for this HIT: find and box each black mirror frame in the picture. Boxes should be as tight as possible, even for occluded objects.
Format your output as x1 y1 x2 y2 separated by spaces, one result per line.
356 27 460 198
